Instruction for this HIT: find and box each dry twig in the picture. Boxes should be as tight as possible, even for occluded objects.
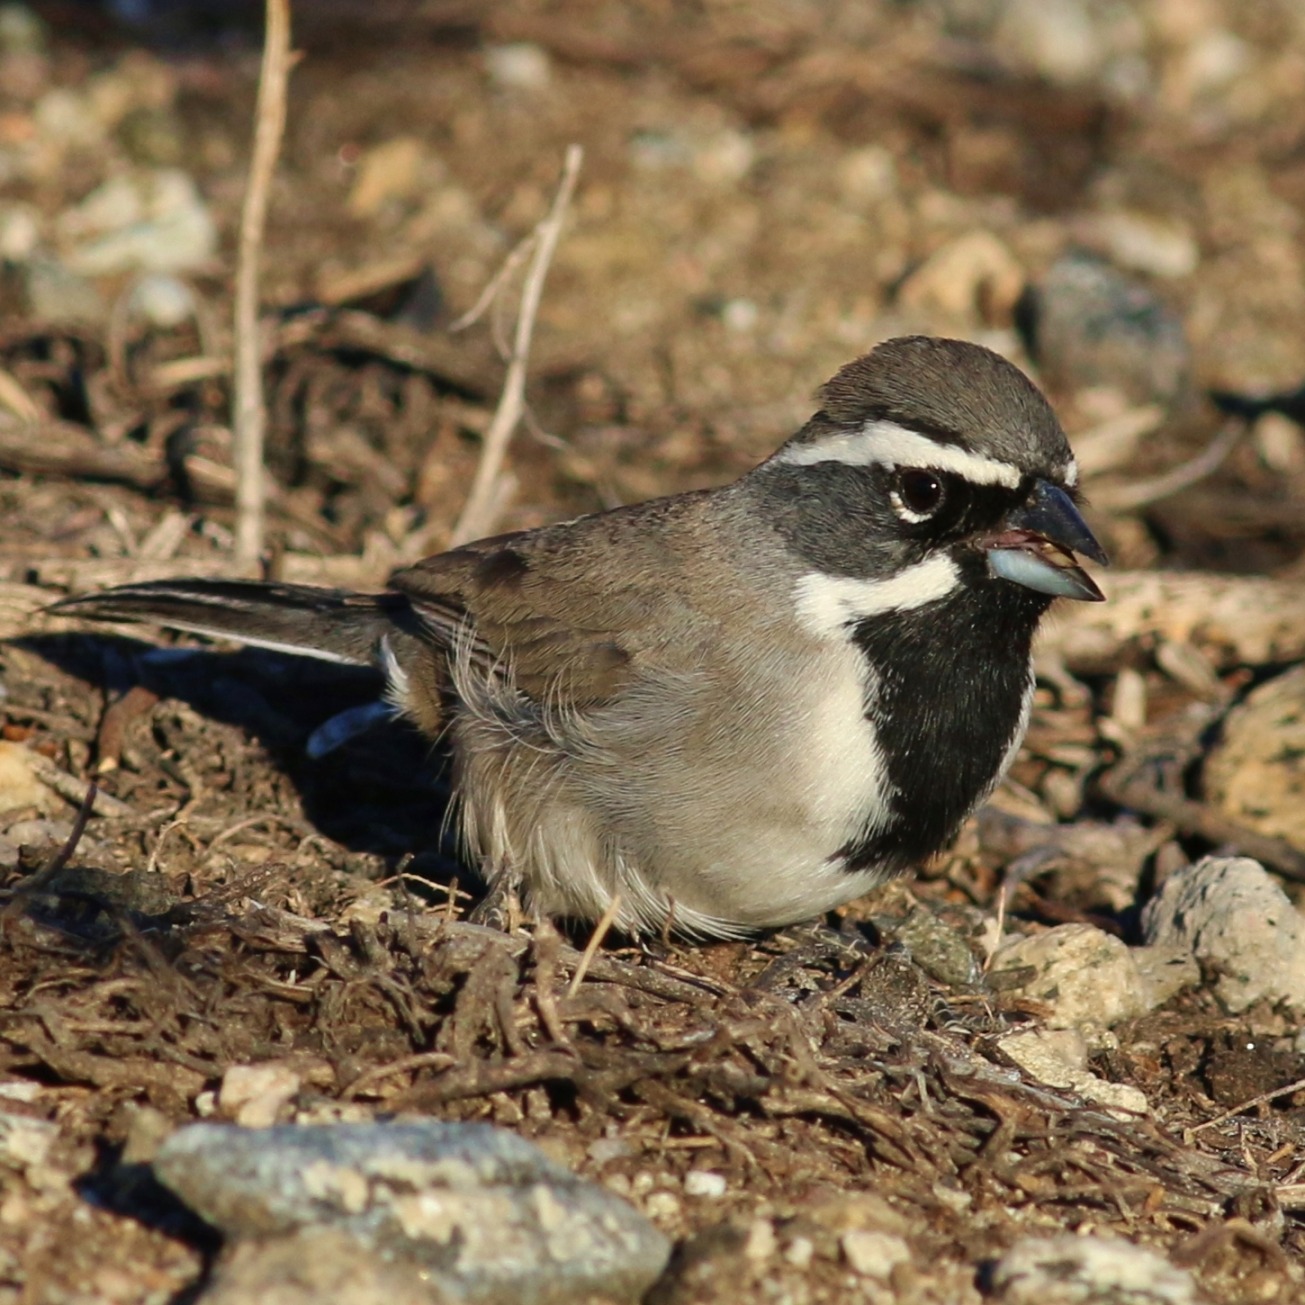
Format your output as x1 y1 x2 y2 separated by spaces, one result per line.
1091 418 1246 513
233 0 294 569
451 144 583 546
568 892 622 996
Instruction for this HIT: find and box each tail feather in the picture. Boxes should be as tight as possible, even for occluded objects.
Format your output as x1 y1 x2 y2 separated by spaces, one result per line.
48 579 406 667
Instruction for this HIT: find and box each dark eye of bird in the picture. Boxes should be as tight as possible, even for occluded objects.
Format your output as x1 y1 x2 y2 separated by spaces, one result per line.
896 469 944 517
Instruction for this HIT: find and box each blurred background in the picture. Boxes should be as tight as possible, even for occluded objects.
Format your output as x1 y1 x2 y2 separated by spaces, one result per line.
3 0 1304 581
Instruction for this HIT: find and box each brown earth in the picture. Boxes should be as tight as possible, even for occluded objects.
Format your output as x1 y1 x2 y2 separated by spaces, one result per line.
1 3 1304 1301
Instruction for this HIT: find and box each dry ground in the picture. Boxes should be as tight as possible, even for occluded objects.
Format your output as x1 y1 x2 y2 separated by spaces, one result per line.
1 3 1305 1301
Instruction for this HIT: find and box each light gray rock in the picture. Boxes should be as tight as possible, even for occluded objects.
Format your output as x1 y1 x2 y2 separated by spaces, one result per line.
997 1028 1148 1116
1142 856 1305 1014
59 168 216 275
1205 664 1305 853
990 1233 1197 1304
1018 250 1191 408
154 1121 670 1305
989 924 1152 1036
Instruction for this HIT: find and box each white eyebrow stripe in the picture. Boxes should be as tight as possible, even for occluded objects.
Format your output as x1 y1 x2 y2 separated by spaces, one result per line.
794 553 961 637
777 419 1022 488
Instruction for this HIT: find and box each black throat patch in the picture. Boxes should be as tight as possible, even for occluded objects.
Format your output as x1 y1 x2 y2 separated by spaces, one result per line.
839 579 1048 874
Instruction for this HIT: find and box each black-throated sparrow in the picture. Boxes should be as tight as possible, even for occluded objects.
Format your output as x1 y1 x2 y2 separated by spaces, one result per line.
51 336 1106 937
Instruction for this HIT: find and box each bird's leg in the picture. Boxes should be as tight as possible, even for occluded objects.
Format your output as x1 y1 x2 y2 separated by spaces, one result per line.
467 856 524 932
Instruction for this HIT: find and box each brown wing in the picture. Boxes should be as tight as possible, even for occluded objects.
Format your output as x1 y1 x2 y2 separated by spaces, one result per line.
388 498 714 706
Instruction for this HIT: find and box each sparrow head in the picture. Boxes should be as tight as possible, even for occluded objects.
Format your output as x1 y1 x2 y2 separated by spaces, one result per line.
749 335 1107 634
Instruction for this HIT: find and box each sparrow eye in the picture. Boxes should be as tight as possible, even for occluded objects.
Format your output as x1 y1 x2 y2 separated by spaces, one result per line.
893 469 945 520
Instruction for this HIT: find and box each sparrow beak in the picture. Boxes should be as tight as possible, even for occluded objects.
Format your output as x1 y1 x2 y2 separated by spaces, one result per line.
984 480 1108 602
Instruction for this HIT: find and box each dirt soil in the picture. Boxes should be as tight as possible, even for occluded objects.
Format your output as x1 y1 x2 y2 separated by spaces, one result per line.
2 2 1305 1302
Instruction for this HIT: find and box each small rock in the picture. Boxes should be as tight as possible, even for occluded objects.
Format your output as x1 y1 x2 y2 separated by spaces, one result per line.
585 1135 632 1165
218 1063 301 1129
0 202 40 261
1142 856 1305 1014
59 168 217 275
153 1121 670 1304
841 1229 910 1279
1081 212 1199 280
721 298 759 333
123 271 197 329
990 1233 1197 1304
997 1028 1148 1116
0 1108 57 1169
1017 250 1191 408
0 742 54 814
347 136 432 219
690 128 754 186
743 1218 777 1262
897 230 1025 323
33 87 106 149
23 256 105 324
683 1170 727 1198
1182 29 1252 100
994 0 1107 86
889 904 981 988
1205 665 1305 852
0 1081 42 1104
484 43 552 91
119 1103 173 1165
783 1235 815 1269
203 1227 435 1305
1129 944 1200 1007
837 145 898 203
989 924 1152 1036
644 1189 681 1221
1254 412 1305 475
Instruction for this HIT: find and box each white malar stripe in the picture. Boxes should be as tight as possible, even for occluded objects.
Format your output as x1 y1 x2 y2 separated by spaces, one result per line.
794 553 961 636
778 419 1022 488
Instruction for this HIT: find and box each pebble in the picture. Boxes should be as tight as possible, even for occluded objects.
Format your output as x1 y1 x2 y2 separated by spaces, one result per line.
683 1169 727 1198
837 145 898 203
993 0 1114 86
0 202 39 261
989 1233 1197 1304
153 1121 670 1304
346 136 431 219
1143 856 1305 1014
1081 212 1199 280
123 271 198 329
989 924 1152 1037
841 1229 910 1279
218 1063 301 1129
23 255 105 323
1017 250 1191 407
0 1108 57 1169
743 1217 777 1262
59 167 217 275
896 230 1024 324
484 43 552 91
0 742 57 814
888 903 982 988
997 1027 1149 1116
1205 665 1305 851
201 1229 437 1305
783 1235 815 1269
